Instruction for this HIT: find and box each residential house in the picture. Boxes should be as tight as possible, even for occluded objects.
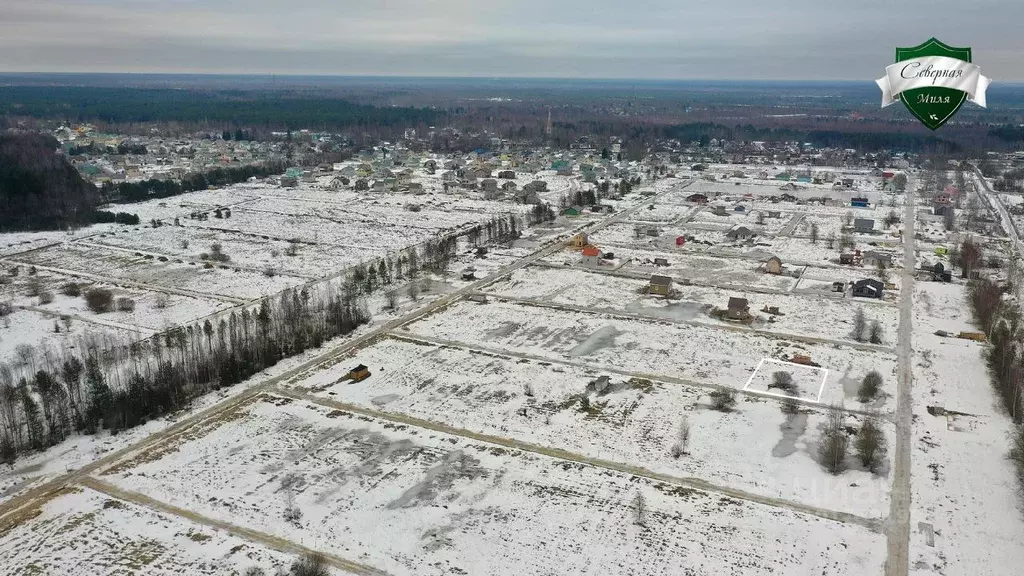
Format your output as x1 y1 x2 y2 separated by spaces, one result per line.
481 178 498 193
853 278 884 299
851 197 870 208
354 178 369 191
569 232 589 250
711 205 730 216
726 226 754 241
764 256 783 275
862 251 892 268
498 170 516 179
441 170 457 182
280 175 298 188
767 210 782 219
563 206 583 217
840 253 855 265
854 218 875 233
649 275 673 297
501 181 518 192
581 245 602 266
654 257 669 267
727 297 750 320
841 178 855 188
514 189 540 204
687 193 709 204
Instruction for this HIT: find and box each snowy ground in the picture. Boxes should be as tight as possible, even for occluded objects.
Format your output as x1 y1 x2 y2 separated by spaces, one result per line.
95 394 887 576
0 486 301 575
483 265 900 345
402 299 899 409
908 282 1024 575
289 336 893 518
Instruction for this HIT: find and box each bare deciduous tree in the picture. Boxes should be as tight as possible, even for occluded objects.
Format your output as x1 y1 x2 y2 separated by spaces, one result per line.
631 491 647 526
289 552 330 576
769 371 797 394
671 416 691 458
819 405 849 475
709 390 736 412
855 415 887 474
852 307 866 342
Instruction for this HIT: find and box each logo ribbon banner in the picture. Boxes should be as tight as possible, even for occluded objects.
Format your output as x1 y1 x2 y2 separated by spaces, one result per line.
876 55 991 108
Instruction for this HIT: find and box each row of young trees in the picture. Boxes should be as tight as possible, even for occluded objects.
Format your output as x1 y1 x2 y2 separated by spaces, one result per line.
0 281 370 460
961 239 1024 503
99 161 288 203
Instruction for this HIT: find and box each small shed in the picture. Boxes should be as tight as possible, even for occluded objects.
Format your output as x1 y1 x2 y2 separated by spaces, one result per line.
854 218 875 233
851 197 870 208
654 257 669 267
727 297 750 320
727 226 754 241
862 251 893 268
649 274 673 297
840 253 855 265
348 364 371 382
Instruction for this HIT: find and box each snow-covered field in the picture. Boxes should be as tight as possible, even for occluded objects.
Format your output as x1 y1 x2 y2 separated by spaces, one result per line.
291 336 893 517
96 394 886 575
908 282 1024 575
0 486 299 575
483 265 900 345
403 299 899 408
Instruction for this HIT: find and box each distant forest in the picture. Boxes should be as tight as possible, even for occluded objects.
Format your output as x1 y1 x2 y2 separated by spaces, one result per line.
0 86 441 129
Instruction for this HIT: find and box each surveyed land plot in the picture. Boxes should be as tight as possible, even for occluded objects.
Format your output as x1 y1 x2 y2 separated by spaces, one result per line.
91 225 366 279
484 265 899 345
292 336 893 517
0 486 297 575
550 245 799 292
404 299 899 408
18 242 304 301
96 395 886 575
743 358 828 402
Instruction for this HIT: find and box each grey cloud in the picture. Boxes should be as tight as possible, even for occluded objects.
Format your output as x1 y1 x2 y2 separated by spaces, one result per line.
1 0 1022 79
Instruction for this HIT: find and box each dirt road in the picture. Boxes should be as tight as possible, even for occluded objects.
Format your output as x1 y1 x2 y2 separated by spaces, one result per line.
885 180 916 576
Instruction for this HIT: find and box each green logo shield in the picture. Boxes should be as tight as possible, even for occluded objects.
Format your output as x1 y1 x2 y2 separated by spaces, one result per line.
876 38 991 130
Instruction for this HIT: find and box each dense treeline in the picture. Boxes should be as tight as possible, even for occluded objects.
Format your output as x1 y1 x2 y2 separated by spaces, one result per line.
0 86 440 129
0 133 101 231
100 161 287 203
0 283 370 459
968 273 1024 510
0 213 523 460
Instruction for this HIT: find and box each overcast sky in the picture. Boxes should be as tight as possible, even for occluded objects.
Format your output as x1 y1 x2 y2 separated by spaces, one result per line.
3 0 1023 80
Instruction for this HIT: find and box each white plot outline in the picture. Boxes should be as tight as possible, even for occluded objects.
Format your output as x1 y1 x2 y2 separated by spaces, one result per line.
742 357 829 404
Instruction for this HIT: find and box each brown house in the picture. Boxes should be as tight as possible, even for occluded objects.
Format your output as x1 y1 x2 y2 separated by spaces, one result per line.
649 275 672 297
727 297 750 320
